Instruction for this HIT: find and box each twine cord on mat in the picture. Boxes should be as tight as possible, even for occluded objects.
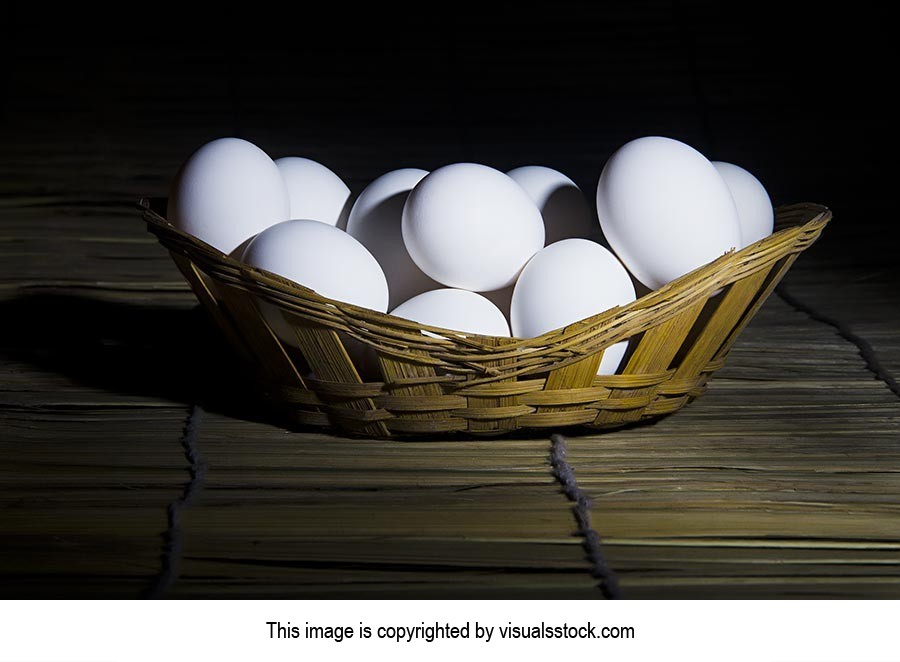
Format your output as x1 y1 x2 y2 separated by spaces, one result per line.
144 404 207 599
776 284 900 399
550 433 622 599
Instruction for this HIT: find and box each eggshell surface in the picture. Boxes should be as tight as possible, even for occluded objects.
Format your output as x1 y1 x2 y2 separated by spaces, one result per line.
390 288 510 338
346 168 439 309
275 157 352 228
511 239 635 374
507 165 594 245
712 161 774 246
242 220 388 312
596 136 742 290
402 163 545 291
168 138 290 255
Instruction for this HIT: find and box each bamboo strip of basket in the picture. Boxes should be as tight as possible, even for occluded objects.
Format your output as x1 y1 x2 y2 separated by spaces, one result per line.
533 343 605 427
592 297 707 427
288 318 389 437
670 267 773 387
169 254 255 366
714 254 799 362
213 284 309 387
465 336 520 435
376 350 462 434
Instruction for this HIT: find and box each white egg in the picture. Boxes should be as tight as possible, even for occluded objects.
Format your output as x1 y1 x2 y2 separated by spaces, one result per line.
168 138 290 255
243 219 388 310
390 289 510 338
402 163 545 291
242 220 388 350
275 157 352 228
346 168 440 309
511 239 635 375
712 161 774 247
596 136 742 290
507 165 594 244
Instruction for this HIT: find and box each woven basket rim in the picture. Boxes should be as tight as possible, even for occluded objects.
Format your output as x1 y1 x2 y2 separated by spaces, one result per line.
140 199 830 373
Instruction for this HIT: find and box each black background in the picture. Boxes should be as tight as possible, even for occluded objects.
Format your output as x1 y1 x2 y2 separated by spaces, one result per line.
4 2 895 250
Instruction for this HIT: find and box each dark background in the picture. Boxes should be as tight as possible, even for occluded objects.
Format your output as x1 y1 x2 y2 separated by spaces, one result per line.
3 2 895 251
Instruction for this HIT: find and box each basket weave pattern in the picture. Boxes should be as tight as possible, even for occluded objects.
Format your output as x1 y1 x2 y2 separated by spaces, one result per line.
142 201 830 438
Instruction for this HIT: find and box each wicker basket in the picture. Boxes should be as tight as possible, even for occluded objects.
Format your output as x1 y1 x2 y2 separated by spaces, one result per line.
140 199 830 438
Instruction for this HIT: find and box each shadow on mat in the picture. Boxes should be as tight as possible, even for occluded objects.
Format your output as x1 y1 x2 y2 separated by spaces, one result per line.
0 292 274 426
0 292 664 439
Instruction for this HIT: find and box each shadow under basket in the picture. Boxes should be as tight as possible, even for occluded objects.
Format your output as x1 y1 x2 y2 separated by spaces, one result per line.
141 200 830 438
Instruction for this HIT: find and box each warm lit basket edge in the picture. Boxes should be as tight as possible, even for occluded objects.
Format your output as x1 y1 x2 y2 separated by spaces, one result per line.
140 199 831 438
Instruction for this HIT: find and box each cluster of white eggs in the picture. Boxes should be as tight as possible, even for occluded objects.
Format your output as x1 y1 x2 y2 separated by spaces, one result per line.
168 136 773 375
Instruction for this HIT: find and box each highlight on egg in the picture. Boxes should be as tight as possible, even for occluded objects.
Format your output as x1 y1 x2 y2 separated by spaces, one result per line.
596 136 742 290
511 238 636 374
168 137 290 256
401 163 545 292
275 157 352 229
